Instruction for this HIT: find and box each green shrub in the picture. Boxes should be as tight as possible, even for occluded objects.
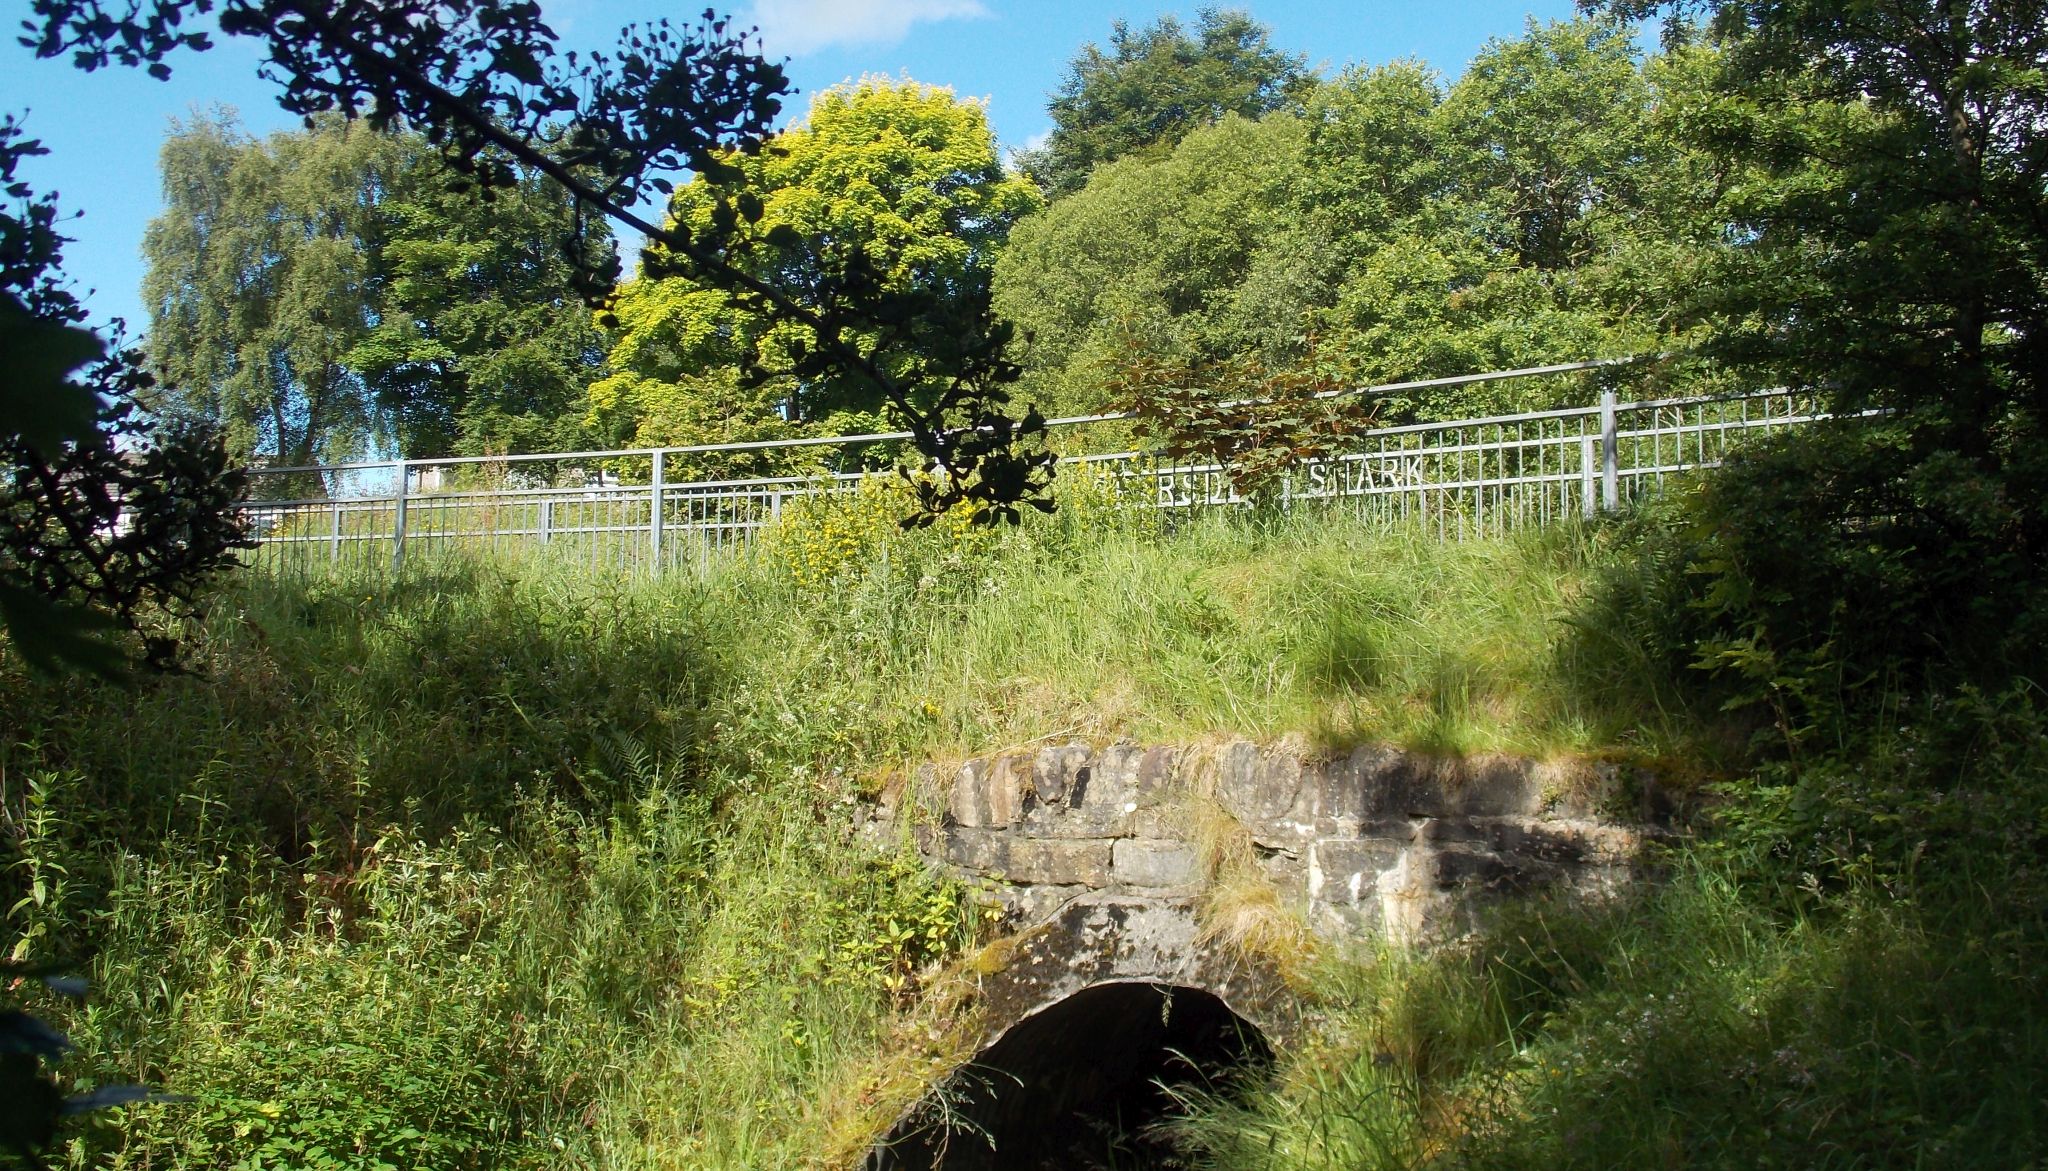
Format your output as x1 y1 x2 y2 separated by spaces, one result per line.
1593 420 2048 752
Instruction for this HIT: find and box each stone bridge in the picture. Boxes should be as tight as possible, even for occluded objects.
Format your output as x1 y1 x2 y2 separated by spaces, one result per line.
858 738 1667 1169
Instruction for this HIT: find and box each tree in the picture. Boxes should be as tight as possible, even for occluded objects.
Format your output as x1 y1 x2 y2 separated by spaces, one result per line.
1554 0 2048 735
144 112 398 470
1437 16 1650 274
1317 18 1686 415
1633 0 2048 453
28 0 1057 526
144 113 612 469
996 20 1696 423
994 112 1310 416
1 118 250 681
1021 7 1313 199
350 137 614 458
592 78 1041 475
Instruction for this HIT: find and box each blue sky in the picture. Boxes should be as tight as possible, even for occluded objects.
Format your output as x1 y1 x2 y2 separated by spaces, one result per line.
0 0 1581 333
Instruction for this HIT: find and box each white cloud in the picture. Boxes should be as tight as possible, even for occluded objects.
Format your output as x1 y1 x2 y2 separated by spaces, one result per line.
747 0 989 57
1004 126 1050 169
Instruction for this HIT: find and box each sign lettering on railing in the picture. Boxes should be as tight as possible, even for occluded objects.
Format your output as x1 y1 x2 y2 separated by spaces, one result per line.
1297 453 1431 498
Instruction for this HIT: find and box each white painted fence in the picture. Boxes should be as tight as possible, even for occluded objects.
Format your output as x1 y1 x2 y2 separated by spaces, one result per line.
236 364 1824 575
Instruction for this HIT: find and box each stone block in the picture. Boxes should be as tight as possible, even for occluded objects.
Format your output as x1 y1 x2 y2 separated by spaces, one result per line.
948 755 1034 830
1211 739 1261 810
1130 804 1182 839
986 753 1032 826
939 826 1004 873
1434 844 1556 894
1293 753 1360 832
1307 838 1403 911
1033 742 1089 805
1337 744 1445 819
1258 848 1310 911
991 883 1090 925
1001 839 1114 887
1079 742 1139 808
1373 845 1460 946
1498 818 1591 865
949 758 996 828
1416 817 1493 847
1112 839 1201 890
1253 750 1309 821
1018 801 1129 839
1572 822 1647 866
1013 741 1136 839
942 830 1113 887
1136 745 1179 797
1455 754 1542 816
1216 741 1319 842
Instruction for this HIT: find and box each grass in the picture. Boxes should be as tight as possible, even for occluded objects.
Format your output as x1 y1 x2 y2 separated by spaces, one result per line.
721 492 1712 769
18 486 2002 1170
1169 862 2048 1170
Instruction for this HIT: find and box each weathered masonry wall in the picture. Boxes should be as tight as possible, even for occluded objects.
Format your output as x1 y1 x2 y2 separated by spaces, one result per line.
868 738 1667 947
860 740 1668 1168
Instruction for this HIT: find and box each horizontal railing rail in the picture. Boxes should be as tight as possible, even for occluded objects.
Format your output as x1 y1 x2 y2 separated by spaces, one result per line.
236 368 1831 575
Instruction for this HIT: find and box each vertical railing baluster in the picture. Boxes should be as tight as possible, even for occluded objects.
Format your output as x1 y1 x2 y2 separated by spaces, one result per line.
391 460 409 575
650 450 665 574
1600 391 1619 513
1581 431 1597 520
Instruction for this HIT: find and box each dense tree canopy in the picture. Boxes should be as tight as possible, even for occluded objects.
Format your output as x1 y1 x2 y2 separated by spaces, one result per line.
144 113 395 469
351 148 615 458
143 112 611 469
1019 7 1313 199
998 18 1706 422
996 111 1310 417
592 78 1041 476
29 0 1062 525
1579 0 2048 716
1615 0 2048 434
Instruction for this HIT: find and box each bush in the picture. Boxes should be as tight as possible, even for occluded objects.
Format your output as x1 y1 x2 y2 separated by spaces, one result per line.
1601 419 2048 752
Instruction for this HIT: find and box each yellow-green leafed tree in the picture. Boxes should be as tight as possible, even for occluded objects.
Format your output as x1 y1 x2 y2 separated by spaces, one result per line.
590 77 1043 479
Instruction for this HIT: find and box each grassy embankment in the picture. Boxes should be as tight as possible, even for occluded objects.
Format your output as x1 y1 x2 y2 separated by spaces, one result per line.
4 480 2040 1168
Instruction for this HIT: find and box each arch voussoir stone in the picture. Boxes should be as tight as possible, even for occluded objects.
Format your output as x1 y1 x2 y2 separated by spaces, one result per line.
970 892 1297 1047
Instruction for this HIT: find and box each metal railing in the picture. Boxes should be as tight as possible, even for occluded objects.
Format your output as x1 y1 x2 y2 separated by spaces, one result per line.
236 368 1826 575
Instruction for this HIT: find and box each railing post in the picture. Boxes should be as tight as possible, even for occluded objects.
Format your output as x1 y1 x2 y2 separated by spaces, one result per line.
649 449 665 573
540 498 554 545
1580 435 1597 520
391 459 409 574
1600 390 1619 512
330 500 342 562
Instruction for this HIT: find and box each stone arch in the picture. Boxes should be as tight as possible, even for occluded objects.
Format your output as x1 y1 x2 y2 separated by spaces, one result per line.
869 980 1275 1170
866 894 1295 1170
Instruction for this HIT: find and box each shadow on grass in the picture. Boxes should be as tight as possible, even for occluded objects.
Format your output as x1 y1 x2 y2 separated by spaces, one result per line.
0 556 726 858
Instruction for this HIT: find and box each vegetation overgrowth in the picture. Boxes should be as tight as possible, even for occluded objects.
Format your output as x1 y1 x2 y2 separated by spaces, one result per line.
0 497 1658 1168
8 451 2048 1167
8 0 2048 1165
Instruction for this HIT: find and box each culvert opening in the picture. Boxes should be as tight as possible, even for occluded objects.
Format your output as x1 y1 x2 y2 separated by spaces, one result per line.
870 982 1274 1170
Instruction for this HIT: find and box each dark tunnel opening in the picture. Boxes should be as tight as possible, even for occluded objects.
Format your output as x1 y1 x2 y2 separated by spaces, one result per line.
869 982 1275 1170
